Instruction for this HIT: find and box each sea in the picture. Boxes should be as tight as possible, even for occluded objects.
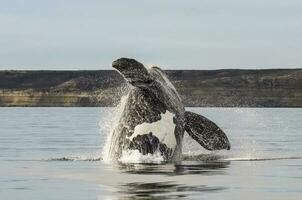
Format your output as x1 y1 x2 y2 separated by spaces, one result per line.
0 107 301 200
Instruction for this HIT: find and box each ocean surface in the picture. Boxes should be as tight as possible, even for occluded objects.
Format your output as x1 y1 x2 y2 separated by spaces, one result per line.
0 107 301 200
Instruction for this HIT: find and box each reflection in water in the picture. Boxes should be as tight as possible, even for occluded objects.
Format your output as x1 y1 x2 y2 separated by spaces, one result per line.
110 161 229 199
116 182 226 200
117 160 230 176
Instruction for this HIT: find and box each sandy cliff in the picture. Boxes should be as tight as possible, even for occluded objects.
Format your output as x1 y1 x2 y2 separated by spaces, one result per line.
0 69 301 107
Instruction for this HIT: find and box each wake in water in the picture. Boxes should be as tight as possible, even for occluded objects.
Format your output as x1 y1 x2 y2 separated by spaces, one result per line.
45 155 102 161
46 154 301 162
223 156 302 161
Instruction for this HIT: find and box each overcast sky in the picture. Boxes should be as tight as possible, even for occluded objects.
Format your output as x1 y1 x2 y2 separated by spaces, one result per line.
0 0 301 70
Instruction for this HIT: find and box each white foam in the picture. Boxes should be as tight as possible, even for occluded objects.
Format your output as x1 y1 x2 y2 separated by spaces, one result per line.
102 94 129 162
128 111 176 149
46 155 102 161
224 156 302 161
119 149 164 163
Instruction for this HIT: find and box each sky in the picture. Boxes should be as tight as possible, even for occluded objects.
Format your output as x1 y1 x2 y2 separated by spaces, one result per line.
0 0 301 70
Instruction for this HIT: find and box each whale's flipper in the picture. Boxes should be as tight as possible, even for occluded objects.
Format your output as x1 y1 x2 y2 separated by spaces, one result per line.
184 111 231 151
112 58 154 88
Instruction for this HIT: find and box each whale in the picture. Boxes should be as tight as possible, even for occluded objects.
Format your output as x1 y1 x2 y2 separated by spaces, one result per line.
107 58 230 161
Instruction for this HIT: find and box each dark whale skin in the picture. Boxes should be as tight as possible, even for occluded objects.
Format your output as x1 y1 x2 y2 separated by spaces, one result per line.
109 59 185 161
109 58 230 162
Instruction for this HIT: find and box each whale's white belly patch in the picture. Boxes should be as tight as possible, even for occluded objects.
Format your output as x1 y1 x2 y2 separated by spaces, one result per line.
128 111 176 149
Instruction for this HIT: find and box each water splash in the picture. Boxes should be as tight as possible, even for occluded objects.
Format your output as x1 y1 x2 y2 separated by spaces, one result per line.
99 96 301 164
45 155 102 161
101 94 129 162
119 150 164 164
100 91 177 164
224 156 302 161
101 103 264 163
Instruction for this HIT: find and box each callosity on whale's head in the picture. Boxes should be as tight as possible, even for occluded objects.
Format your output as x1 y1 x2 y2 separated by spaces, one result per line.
112 58 153 86
108 58 231 162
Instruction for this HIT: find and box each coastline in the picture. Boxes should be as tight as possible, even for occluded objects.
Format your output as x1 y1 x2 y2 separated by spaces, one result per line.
1 69 301 107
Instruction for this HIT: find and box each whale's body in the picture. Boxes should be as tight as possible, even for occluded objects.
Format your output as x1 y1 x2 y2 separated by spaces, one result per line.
108 58 230 161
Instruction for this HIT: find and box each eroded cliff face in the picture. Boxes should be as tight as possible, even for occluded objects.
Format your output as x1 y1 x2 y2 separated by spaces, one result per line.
167 69 302 107
0 69 301 107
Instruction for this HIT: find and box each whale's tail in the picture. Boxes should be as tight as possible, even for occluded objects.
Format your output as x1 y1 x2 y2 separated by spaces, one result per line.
184 111 231 151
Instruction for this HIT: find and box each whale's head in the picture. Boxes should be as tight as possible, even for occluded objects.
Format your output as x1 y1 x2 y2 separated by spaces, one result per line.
113 58 184 114
112 58 153 87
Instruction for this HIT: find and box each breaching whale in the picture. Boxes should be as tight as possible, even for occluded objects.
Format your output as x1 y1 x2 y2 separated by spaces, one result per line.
107 58 230 161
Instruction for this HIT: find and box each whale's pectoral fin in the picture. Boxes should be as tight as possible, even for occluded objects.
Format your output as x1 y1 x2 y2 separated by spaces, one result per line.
112 58 154 88
184 111 231 151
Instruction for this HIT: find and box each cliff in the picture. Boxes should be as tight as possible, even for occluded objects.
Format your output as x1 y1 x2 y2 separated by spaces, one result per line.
0 69 301 107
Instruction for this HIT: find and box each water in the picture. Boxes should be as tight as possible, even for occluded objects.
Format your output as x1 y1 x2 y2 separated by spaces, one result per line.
0 107 301 200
